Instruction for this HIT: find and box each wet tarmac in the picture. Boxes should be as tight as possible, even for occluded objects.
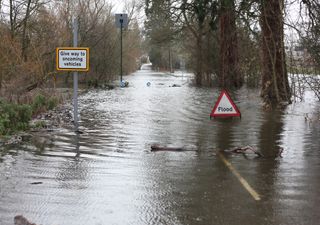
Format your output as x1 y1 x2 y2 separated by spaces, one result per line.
0 66 320 225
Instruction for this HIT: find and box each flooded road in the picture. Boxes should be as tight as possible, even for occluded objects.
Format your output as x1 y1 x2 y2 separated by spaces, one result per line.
1 66 320 225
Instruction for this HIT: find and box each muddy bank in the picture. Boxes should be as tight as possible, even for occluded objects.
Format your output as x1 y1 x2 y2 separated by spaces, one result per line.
0 104 74 148
0 88 77 148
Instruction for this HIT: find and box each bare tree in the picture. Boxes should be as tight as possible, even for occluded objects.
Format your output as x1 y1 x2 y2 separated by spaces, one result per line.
179 0 218 85
0 0 140 100
0 0 2 18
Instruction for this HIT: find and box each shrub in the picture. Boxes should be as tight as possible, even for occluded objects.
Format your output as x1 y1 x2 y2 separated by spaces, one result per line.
47 97 58 110
0 101 32 135
33 120 47 129
32 94 60 113
16 104 33 130
0 112 10 135
32 94 47 113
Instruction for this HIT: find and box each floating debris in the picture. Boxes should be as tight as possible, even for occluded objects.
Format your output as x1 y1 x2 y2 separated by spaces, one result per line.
170 84 181 87
4 135 22 145
223 146 263 157
30 105 73 131
30 182 43 185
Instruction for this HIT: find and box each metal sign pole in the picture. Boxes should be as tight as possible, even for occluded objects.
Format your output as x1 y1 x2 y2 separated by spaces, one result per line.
115 14 127 86
120 21 123 84
73 17 79 131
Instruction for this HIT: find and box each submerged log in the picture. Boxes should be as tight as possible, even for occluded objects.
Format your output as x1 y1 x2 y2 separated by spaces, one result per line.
151 144 184 152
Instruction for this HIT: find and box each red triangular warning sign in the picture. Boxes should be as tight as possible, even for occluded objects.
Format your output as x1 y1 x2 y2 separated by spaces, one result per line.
210 90 241 118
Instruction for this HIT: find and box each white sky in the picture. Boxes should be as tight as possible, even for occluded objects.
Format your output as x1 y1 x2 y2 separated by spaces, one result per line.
109 0 126 13
108 0 145 27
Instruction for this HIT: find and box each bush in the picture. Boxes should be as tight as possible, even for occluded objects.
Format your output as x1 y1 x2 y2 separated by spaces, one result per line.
0 101 32 135
33 120 47 129
0 112 10 135
47 97 58 110
32 94 59 113
32 94 46 113
16 104 33 130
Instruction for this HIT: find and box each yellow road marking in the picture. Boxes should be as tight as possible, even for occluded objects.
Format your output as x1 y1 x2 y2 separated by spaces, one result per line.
219 152 261 201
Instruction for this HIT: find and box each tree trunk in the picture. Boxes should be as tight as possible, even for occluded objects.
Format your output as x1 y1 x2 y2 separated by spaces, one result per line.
260 0 291 107
218 0 242 88
0 71 2 90
21 0 32 61
168 46 173 73
9 0 15 38
195 34 203 86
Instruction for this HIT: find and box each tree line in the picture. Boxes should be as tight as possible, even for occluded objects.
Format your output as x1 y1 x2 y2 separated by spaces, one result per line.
0 0 143 102
144 0 320 108
0 0 319 110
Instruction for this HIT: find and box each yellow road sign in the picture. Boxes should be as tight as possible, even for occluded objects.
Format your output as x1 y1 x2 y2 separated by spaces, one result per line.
56 47 89 72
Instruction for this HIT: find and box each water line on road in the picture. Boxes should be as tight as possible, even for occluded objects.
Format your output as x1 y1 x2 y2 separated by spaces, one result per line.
218 152 261 201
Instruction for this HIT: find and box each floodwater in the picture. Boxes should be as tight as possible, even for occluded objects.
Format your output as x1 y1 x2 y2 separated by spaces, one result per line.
0 65 320 225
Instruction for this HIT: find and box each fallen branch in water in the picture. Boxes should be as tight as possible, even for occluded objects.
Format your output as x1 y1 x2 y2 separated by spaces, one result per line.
222 146 284 158
223 146 263 157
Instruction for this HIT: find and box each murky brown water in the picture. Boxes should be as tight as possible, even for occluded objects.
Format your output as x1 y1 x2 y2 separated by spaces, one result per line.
1 66 320 225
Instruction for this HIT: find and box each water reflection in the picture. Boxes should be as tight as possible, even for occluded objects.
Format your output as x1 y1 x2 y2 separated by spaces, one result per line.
55 133 89 190
258 109 285 157
256 109 285 224
215 119 236 151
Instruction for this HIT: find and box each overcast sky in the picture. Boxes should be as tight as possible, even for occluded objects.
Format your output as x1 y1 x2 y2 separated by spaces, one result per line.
109 0 125 13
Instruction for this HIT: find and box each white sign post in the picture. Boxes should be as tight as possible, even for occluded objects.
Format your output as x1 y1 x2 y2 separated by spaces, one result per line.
56 18 90 132
115 14 128 28
115 13 128 85
72 17 79 132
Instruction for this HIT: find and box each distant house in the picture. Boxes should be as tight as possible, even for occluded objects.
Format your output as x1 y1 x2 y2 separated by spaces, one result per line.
287 45 315 67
